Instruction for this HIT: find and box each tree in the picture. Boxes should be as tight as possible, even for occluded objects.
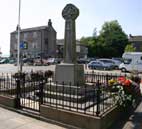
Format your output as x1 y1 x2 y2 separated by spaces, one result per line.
80 20 128 58
98 20 128 57
80 36 97 57
125 44 136 52
92 28 97 37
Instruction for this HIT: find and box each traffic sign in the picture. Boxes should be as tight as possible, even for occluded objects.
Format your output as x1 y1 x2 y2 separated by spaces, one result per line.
20 41 28 49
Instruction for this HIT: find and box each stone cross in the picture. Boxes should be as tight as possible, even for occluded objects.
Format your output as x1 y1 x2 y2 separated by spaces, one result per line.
62 4 79 63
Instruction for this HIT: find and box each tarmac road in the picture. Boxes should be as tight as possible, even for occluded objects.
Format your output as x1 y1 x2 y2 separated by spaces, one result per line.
0 64 56 73
0 64 141 78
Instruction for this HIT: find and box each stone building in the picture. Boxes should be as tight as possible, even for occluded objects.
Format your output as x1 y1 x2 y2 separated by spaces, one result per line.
56 39 88 58
10 19 56 59
129 35 142 52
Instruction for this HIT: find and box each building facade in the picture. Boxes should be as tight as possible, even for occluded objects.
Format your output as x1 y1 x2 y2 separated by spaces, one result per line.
10 19 56 59
56 39 88 58
129 35 142 52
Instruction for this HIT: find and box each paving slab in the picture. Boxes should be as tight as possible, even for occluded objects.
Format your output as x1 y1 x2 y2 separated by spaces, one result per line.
0 107 70 129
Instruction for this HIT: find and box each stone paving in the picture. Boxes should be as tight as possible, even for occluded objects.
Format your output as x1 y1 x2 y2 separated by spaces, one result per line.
110 100 142 129
0 107 70 129
1 102 142 129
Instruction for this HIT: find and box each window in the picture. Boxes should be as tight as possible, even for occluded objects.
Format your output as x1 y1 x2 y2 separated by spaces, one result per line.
76 45 80 52
123 58 132 64
24 33 28 39
33 32 37 38
15 34 18 39
91 61 102 66
14 43 17 50
32 42 37 49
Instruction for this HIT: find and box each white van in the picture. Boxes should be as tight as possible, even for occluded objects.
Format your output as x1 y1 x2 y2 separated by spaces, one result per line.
119 52 142 72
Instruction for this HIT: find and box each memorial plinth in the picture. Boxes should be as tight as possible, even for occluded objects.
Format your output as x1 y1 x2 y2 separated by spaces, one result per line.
55 63 84 85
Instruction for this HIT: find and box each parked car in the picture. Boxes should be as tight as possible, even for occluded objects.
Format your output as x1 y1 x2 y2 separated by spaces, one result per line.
112 57 123 62
119 52 142 72
42 59 50 65
33 59 42 66
77 58 90 64
0 58 9 64
111 59 123 69
47 58 62 65
97 58 117 69
23 58 34 65
88 61 112 70
54 58 62 64
87 57 97 62
47 58 55 65
9 59 16 64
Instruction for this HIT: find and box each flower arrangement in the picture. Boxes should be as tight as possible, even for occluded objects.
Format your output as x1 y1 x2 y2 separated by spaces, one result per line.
108 75 141 108
12 72 26 80
30 70 54 81
13 70 54 82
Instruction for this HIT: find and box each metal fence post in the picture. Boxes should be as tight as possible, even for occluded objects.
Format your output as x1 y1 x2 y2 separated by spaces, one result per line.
96 80 100 116
106 74 109 86
91 70 94 83
39 81 44 105
16 79 21 109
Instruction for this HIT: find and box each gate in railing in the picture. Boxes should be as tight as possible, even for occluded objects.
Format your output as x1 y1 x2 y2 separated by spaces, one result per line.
16 79 44 112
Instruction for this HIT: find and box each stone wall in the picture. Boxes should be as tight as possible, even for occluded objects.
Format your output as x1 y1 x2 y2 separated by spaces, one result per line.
0 95 16 108
40 105 121 129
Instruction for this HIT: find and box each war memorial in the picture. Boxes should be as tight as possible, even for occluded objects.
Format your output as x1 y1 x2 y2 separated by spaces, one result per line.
0 3 141 129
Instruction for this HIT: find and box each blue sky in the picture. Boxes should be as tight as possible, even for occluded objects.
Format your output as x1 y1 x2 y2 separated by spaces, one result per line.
0 0 142 55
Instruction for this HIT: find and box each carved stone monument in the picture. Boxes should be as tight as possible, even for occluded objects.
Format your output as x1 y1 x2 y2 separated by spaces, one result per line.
62 4 79 63
55 4 84 85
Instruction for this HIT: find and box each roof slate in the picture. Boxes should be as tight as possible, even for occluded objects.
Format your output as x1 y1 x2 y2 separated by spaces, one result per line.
129 36 142 42
11 26 47 34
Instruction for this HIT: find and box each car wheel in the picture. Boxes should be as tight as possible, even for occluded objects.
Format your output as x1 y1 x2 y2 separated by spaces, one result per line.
114 66 118 70
121 68 126 72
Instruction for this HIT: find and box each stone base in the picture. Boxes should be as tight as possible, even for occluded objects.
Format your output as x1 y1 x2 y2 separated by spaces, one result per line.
54 63 84 85
0 95 16 108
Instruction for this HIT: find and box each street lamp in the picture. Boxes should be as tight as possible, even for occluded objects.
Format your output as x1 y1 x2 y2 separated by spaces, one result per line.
17 0 21 72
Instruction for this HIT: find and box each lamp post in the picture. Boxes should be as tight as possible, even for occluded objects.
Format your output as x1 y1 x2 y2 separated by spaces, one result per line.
17 0 21 72
40 30 43 65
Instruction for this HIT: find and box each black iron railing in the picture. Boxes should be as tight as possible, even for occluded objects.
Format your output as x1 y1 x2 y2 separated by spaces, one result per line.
85 71 127 84
43 79 119 116
0 73 16 97
0 71 131 116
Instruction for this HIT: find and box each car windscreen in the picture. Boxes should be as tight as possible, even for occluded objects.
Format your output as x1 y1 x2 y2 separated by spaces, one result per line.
99 60 114 64
123 58 132 64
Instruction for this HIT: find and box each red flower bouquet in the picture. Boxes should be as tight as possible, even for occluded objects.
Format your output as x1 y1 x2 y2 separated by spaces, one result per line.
109 76 141 108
